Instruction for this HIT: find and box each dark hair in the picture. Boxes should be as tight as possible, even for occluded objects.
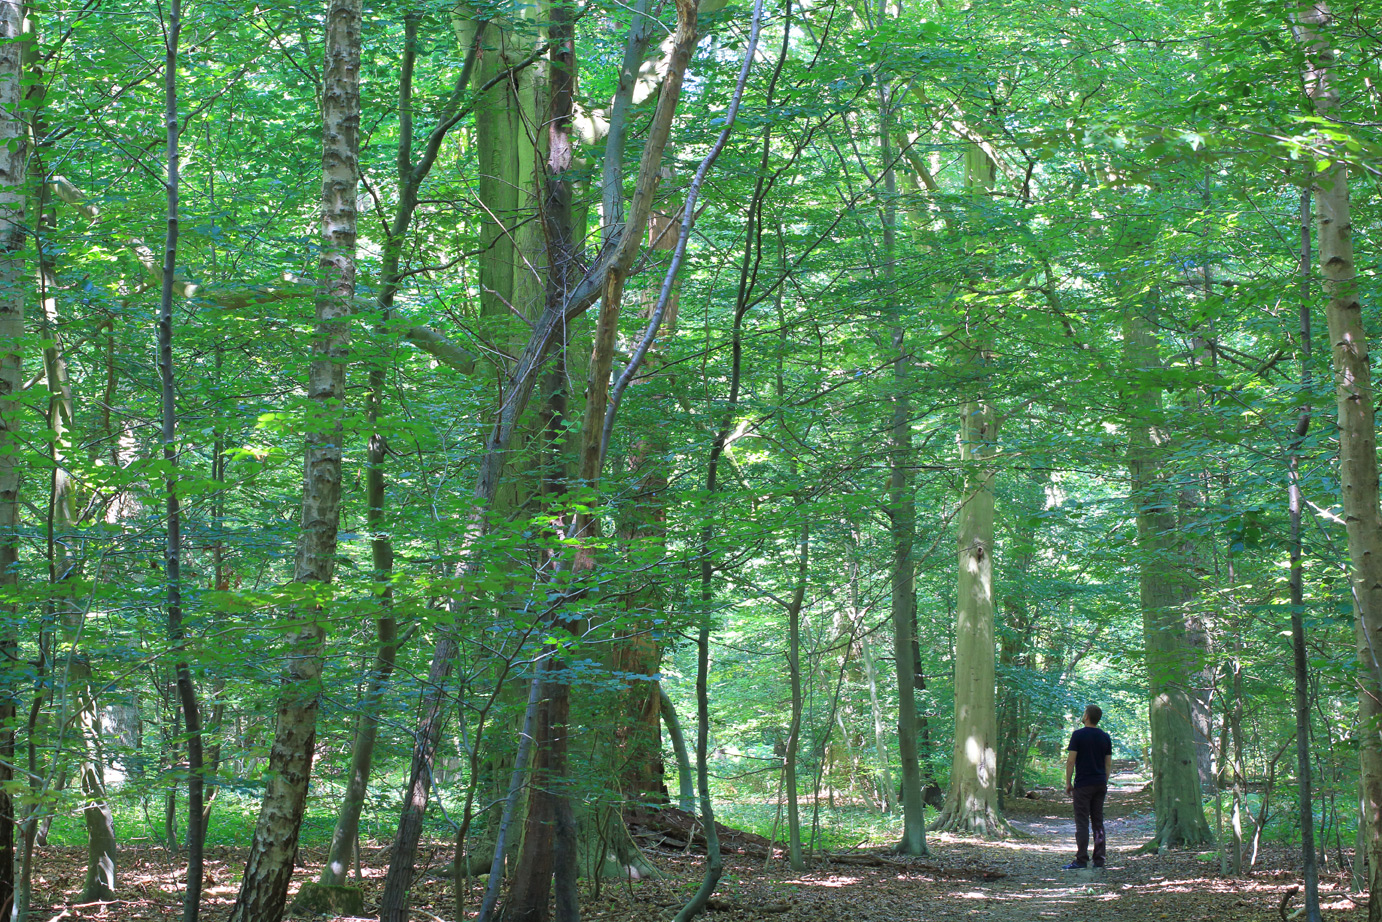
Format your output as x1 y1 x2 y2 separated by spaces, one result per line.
1084 704 1102 725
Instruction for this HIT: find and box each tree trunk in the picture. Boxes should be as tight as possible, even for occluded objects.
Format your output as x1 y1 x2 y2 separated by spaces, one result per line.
228 0 359 916
997 476 1042 797
934 144 1007 838
155 6 205 917
934 363 1006 835
0 0 23 911
784 520 810 871
1122 302 1213 850
74 660 116 901
1288 180 1322 922
880 76 927 857
385 0 708 909
1291 6 1382 918
661 689 696 811
853 532 895 812
498 7 584 913
613 210 681 807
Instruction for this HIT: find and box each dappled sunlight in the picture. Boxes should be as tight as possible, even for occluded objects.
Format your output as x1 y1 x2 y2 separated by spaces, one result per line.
932 832 1065 853
780 873 863 888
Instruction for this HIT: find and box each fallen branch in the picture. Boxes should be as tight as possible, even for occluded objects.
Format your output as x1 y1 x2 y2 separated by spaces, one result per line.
626 805 778 858
1278 885 1298 922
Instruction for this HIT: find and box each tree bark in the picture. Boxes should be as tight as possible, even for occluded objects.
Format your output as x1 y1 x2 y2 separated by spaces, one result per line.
73 659 116 901
1122 301 1213 850
1291 5 1382 918
1288 180 1322 922
934 364 1006 835
156 6 205 918
879 75 928 857
784 520 810 871
661 689 696 811
381 0 705 913
498 4 584 914
0 0 23 912
228 0 359 917
934 144 1008 838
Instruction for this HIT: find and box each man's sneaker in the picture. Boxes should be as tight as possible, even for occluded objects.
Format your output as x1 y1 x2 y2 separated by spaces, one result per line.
1061 861 1088 870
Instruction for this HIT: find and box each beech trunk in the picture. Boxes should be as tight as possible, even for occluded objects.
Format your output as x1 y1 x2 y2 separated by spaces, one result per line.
1291 6 1382 918
0 0 23 911
1123 303 1213 849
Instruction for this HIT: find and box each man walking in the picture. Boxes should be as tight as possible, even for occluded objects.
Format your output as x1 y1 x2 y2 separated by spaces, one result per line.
1064 704 1113 870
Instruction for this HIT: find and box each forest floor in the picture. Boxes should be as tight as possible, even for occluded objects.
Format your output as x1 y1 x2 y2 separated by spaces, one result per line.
38 775 1364 921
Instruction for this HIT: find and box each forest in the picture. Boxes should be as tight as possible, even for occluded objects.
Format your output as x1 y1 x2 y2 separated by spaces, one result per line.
0 0 1379 919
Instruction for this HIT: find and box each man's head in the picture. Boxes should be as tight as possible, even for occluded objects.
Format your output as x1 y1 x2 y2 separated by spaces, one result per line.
1083 704 1102 726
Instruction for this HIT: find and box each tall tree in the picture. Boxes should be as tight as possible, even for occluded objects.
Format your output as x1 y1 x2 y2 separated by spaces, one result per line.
1287 181 1321 922
1122 294 1213 850
0 0 24 913
879 74 928 857
228 0 360 916
933 143 1008 837
1290 4 1382 918
155 1 206 917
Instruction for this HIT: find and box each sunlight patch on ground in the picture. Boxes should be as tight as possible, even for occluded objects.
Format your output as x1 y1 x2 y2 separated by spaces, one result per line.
932 833 1067 852
782 873 862 888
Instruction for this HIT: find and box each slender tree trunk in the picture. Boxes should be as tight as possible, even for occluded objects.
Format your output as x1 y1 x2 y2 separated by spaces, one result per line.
228 0 359 917
675 7 772 906
997 478 1041 797
1288 181 1322 922
853 535 895 813
784 520 810 871
674 560 723 922
317 15 496 894
1230 651 1246 874
28 30 117 898
309 11 463 893
156 7 205 918
1291 6 1382 918
877 70 928 859
660 688 695 811
0 0 23 912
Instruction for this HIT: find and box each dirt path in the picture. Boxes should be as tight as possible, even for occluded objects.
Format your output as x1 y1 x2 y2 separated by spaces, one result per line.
33 782 1370 920
583 779 1363 922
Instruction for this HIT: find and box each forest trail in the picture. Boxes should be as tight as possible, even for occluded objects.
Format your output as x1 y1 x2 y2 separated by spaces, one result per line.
575 777 1362 922
35 779 1363 921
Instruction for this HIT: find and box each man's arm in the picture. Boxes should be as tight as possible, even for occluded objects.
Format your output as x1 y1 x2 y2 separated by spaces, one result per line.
1105 754 1113 779
1065 750 1077 795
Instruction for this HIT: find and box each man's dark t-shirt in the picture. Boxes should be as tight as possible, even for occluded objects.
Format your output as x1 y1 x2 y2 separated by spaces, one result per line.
1067 726 1113 788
